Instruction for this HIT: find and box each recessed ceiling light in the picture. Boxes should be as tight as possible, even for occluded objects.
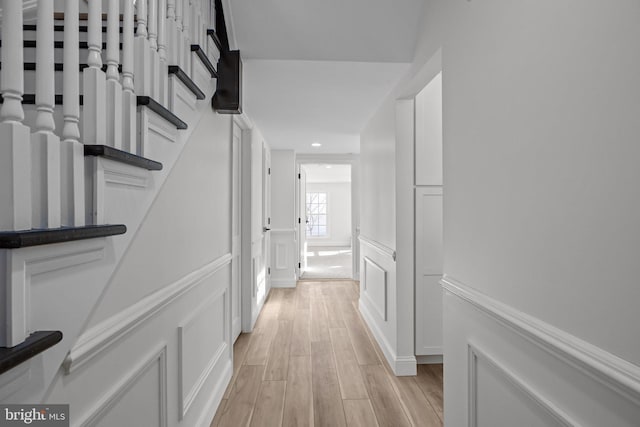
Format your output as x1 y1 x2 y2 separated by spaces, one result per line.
311 142 322 147
325 165 333 169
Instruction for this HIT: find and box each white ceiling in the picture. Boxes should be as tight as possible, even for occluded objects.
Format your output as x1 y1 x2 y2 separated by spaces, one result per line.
226 0 425 62
303 164 352 183
224 0 425 153
244 60 409 153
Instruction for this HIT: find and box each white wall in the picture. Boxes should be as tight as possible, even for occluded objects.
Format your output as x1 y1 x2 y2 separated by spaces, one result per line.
306 182 351 247
360 0 640 424
45 107 234 426
269 150 297 287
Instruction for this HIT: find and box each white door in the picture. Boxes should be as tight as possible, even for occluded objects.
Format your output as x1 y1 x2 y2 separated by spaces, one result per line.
262 147 271 292
231 122 242 341
297 166 307 276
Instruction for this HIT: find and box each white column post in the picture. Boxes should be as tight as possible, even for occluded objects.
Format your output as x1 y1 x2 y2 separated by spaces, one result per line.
106 0 123 150
31 0 61 229
134 0 152 96
83 0 107 146
0 0 32 232
158 0 169 106
61 0 86 227
122 0 137 153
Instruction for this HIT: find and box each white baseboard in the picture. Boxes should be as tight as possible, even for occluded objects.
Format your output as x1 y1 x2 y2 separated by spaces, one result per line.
195 359 232 427
358 299 417 376
417 355 443 364
270 277 297 288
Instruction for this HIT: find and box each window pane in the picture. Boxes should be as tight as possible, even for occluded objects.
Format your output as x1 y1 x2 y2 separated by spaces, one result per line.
318 215 326 226
318 204 326 214
318 193 326 203
318 226 327 235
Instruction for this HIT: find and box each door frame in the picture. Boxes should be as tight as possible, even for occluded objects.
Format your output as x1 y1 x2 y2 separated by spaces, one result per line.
234 113 254 333
295 153 360 281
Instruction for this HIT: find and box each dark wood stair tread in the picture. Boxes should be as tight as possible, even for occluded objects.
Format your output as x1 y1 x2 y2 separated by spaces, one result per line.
168 65 206 100
137 96 188 130
191 44 218 78
207 29 223 51
85 145 163 171
0 224 127 249
0 331 63 375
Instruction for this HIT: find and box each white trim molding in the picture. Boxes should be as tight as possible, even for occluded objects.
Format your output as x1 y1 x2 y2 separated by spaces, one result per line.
358 235 396 261
64 254 232 374
468 343 576 427
442 275 640 406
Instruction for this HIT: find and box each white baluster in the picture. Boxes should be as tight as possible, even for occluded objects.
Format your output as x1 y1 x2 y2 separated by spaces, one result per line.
183 0 191 76
135 0 152 96
0 0 32 233
148 0 160 100
175 0 184 69
122 0 137 153
83 0 107 146
166 0 177 66
61 0 86 227
158 0 169 106
106 0 122 149
31 0 61 229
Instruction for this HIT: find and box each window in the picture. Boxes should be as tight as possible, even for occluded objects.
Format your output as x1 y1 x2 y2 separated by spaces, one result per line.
306 192 327 237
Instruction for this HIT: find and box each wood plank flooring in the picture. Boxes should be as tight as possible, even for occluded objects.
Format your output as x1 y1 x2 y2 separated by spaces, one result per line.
211 281 443 427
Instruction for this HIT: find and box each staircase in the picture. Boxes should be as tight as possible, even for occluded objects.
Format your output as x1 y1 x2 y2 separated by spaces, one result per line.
0 0 222 403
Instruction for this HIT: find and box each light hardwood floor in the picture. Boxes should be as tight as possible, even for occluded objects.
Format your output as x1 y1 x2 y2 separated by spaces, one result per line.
211 281 443 427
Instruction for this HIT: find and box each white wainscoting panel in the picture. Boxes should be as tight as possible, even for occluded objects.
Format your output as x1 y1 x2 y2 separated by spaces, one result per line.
178 288 228 419
358 240 415 375
270 229 296 288
77 345 168 427
362 256 387 321
469 344 575 427
443 275 640 427
64 254 232 374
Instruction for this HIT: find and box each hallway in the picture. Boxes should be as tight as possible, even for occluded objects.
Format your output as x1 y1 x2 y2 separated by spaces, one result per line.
301 246 353 280
211 281 443 427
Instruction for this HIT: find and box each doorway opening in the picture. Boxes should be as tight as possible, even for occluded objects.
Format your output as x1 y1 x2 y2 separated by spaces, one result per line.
299 163 353 280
